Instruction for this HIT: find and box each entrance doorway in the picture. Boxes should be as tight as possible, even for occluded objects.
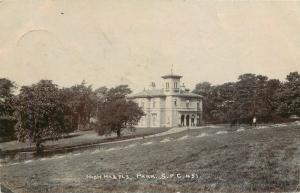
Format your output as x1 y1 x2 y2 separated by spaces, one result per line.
181 115 185 126
186 115 190 126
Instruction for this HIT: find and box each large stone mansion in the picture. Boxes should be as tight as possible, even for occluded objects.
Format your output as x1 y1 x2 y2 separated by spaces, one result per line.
128 73 203 128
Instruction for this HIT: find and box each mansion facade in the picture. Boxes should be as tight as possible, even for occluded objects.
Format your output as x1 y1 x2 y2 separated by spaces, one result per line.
128 73 203 128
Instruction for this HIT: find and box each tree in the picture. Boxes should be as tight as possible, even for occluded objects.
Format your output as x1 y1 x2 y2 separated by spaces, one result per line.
211 82 235 122
0 78 16 141
105 85 132 102
193 73 283 124
276 72 300 117
193 82 235 123
193 82 215 122
95 85 144 137
14 80 68 154
229 74 257 122
94 86 108 117
62 81 97 130
256 78 281 121
228 74 277 123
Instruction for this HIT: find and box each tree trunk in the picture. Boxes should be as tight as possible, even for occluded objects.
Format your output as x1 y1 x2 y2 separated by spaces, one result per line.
77 114 81 130
117 128 121 138
36 140 43 154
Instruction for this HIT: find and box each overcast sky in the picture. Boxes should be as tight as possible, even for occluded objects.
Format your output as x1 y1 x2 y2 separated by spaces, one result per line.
0 0 300 92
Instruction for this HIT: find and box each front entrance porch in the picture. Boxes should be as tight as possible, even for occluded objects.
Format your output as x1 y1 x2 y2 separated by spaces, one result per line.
179 112 201 127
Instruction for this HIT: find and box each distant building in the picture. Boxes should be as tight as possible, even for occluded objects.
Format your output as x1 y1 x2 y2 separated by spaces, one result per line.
128 73 203 127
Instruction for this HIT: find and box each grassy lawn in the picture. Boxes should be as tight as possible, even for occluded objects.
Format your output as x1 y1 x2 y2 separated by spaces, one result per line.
0 127 169 153
1 123 300 193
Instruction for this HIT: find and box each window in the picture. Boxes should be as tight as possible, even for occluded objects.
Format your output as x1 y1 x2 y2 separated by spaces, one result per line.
174 82 178 88
174 99 177 106
197 102 200 110
166 82 169 89
186 100 190 108
153 100 156 108
152 113 157 126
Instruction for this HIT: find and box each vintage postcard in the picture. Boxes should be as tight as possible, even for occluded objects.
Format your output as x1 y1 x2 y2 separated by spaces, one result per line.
0 0 300 193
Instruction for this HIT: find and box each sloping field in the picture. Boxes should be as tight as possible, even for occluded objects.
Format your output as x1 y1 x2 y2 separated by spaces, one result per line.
0 127 169 152
1 123 300 193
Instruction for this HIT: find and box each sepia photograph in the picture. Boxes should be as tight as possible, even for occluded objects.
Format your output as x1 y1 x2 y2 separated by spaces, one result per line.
0 0 300 192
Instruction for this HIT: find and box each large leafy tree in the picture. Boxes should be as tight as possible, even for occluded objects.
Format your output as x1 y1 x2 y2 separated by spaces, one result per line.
14 80 68 154
255 77 281 120
193 82 235 123
62 81 97 130
229 74 280 123
94 86 108 118
229 73 257 122
276 72 300 117
193 82 215 122
211 82 235 122
193 73 282 124
95 85 144 137
0 78 16 141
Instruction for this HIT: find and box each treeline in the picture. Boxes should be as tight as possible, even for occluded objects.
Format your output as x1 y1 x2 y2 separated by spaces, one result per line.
0 80 143 153
193 72 300 124
1 71 299 153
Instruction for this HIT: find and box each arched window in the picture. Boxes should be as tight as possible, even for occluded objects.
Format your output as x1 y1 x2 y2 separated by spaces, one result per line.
152 113 157 126
186 100 190 108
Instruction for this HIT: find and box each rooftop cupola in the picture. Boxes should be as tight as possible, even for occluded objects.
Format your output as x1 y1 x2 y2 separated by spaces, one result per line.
162 66 182 94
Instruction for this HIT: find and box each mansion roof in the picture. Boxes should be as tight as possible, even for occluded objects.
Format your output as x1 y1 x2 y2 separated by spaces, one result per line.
128 89 202 99
161 74 182 79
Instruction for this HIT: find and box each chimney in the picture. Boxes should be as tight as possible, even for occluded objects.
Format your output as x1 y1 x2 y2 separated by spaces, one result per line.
149 82 156 90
